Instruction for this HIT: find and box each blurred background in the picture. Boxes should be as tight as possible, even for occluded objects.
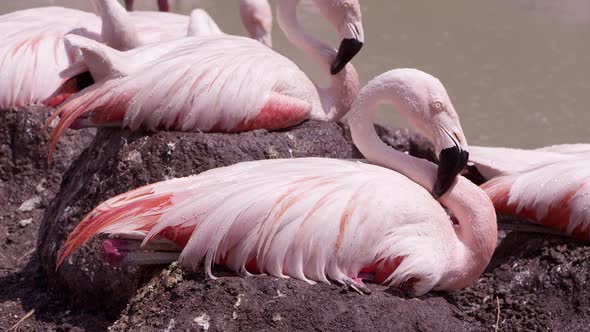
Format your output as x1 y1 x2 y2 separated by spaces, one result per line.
1 0 589 148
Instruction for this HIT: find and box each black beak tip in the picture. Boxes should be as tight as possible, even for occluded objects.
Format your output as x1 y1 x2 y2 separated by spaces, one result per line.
331 38 363 75
432 147 469 198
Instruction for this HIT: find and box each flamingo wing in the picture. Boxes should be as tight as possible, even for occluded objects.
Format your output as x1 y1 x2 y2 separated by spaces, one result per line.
535 143 590 156
469 145 583 179
0 7 101 109
57 157 455 295
48 36 317 157
483 158 590 239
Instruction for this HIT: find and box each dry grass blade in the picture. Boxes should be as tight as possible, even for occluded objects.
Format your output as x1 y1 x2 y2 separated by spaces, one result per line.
8 309 35 332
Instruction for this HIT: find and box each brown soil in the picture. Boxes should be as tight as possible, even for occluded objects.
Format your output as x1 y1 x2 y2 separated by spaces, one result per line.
0 107 104 331
2 111 589 331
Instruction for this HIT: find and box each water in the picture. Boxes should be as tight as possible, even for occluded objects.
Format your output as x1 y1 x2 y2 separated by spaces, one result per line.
2 0 589 148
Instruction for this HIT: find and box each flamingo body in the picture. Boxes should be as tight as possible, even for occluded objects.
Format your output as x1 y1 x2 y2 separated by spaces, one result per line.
470 145 590 240
58 158 471 295
47 35 351 158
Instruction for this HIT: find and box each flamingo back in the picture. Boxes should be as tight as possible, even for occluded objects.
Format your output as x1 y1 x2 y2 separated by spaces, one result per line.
536 143 590 156
48 36 319 158
57 158 460 295
469 145 581 179
483 158 590 240
0 7 101 109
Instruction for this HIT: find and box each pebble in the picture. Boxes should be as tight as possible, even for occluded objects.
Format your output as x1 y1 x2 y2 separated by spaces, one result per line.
18 218 33 228
18 196 41 212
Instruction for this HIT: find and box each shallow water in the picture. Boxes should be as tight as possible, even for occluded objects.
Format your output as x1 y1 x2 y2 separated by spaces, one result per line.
2 0 589 148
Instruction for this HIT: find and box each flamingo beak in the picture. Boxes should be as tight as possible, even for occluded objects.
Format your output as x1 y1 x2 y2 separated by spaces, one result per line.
330 38 363 75
432 145 469 199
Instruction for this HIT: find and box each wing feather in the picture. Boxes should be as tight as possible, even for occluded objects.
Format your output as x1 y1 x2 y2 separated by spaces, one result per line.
0 7 101 109
58 158 455 294
50 36 317 145
484 158 590 238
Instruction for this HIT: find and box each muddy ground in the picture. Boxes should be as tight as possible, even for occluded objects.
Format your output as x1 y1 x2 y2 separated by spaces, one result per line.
1 109 589 331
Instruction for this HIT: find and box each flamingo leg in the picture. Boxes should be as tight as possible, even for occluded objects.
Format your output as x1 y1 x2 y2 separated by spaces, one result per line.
158 0 170 12
342 276 371 295
100 238 180 266
497 215 570 238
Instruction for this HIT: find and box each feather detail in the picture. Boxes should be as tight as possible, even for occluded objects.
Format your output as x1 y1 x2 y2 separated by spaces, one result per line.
482 158 590 240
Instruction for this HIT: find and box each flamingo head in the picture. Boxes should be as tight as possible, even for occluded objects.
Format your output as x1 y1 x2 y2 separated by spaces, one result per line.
388 69 470 198
420 76 469 198
312 0 364 74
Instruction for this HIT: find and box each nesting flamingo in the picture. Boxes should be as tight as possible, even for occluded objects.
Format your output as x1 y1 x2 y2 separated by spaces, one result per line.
56 68 497 296
46 0 365 161
468 144 590 240
0 0 272 110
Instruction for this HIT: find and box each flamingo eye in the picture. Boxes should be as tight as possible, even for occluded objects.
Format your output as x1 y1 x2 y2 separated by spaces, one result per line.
432 101 444 111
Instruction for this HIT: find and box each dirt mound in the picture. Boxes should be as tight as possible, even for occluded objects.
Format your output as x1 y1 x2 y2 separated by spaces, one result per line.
8 112 587 331
37 120 434 316
111 264 468 331
448 232 590 331
0 107 97 331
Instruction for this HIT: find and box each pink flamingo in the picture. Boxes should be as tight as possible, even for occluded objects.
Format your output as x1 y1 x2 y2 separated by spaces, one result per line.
0 1 184 110
0 0 272 110
56 68 497 296
46 0 365 161
468 144 590 240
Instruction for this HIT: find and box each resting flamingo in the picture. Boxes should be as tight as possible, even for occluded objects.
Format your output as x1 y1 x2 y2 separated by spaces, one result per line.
468 144 590 240
56 68 497 296
0 0 272 110
46 0 365 161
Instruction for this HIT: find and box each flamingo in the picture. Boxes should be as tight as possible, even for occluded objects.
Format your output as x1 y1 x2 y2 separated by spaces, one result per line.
0 0 272 110
46 0 365 161
468 144 590 240
56 68 497 296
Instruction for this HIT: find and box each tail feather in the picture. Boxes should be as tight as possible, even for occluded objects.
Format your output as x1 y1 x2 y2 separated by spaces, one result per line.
56 184 178 268
46 81 132 163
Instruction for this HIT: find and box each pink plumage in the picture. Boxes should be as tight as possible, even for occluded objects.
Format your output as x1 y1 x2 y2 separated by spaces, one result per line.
470 145 590 240
0 3 192 110
0 7 101 109
57 68 497 295
0 0 272 111
47 0 364 162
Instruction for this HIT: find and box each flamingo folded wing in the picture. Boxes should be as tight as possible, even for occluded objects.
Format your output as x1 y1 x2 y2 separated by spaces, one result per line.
58 158 456 295
482 159 590 239
48 36 317 160
0 7 101 109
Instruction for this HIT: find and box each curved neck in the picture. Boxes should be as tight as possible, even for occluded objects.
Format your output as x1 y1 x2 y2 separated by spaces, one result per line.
348 75 497 288
276 0 359 121
97 0 141 51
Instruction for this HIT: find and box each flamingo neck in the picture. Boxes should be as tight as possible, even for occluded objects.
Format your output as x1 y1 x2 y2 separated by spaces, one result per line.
348 72 497 289
97 0 141 51
276 0 359 121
